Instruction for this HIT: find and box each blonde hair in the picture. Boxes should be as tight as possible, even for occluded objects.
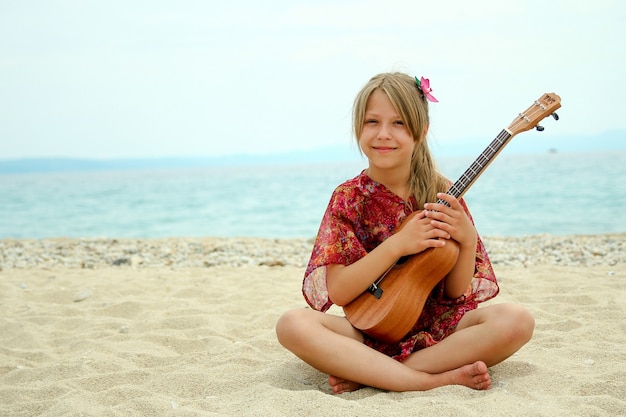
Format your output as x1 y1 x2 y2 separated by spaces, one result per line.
352 72 448 209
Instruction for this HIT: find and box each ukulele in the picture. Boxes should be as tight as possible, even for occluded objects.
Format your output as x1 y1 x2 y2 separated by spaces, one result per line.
343 93 562 343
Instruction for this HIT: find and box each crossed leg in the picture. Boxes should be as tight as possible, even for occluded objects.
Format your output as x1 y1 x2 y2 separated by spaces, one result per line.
276 303 534 394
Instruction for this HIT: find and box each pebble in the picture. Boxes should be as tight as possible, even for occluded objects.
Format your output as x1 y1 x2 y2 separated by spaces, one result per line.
73 290 93 302
0 234 623 270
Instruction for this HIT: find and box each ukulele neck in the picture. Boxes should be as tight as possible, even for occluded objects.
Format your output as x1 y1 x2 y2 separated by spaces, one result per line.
438 129 513 204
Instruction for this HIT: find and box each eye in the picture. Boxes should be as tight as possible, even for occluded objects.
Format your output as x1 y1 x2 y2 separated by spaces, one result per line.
365 119 378 124
394 120 404 125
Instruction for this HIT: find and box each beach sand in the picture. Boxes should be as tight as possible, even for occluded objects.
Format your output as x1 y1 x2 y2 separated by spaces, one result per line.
1 235 625 416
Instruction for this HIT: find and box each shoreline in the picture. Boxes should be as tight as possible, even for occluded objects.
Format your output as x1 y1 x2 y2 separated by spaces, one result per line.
1 233 624 270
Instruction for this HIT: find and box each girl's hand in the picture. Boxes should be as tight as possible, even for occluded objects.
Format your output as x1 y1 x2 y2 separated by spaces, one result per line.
423 193 477 248
391 210 451 257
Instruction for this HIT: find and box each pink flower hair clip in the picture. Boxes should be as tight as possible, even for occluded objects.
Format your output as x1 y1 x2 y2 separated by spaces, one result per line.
415 76 439 102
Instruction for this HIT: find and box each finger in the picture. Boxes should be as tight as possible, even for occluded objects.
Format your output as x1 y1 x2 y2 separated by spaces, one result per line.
435 192 462 210
431 220 454 239
424 209 453 227
422 238 447 250
412 210 428 222
410 211 432 226
427 226 451 240
423 202 451 215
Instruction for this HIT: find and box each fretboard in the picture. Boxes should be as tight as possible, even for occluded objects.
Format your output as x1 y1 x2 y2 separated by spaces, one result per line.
437 129 513 205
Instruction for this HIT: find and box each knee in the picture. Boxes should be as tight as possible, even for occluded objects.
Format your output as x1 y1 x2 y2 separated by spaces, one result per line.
497 304 535 346
275 308 310 348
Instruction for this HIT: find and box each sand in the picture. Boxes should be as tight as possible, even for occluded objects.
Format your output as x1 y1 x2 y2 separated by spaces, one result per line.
1 237 625 416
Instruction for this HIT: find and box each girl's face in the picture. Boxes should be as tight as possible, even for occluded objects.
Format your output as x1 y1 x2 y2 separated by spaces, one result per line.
359 89 415 176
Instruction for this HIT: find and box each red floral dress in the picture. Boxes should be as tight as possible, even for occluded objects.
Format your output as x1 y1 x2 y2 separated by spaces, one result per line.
302 171 499 362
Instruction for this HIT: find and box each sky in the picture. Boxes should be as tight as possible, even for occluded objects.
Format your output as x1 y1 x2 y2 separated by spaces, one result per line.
0 0 624 161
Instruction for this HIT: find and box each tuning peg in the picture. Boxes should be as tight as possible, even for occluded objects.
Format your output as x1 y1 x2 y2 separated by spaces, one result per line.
552 112 559 121
536 125 545 132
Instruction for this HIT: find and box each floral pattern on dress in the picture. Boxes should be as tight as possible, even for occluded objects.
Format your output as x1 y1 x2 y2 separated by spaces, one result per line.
302 170 499 362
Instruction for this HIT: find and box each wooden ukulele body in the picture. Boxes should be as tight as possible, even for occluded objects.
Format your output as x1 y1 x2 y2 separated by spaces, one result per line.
343 237 459 343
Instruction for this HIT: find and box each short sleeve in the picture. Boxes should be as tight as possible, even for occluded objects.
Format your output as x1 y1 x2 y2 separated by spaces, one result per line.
302 187 368 312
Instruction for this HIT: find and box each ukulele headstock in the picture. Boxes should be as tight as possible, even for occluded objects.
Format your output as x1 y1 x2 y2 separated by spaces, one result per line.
507 93 561 136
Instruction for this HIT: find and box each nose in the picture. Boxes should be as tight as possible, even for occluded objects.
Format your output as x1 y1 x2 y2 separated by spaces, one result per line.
377 122 392 140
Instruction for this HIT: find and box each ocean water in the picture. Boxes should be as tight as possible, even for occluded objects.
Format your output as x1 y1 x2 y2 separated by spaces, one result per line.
1 151 625 239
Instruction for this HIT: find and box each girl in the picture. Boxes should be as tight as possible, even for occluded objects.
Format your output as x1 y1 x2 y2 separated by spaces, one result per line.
275 72 534 394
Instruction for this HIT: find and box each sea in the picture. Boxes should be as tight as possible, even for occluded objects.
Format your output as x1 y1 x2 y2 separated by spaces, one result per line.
0 151 625 239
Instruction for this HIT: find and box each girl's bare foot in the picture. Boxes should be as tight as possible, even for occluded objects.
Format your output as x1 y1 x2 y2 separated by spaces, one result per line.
451 361 491 390
328 375 363 394
328 361 490 394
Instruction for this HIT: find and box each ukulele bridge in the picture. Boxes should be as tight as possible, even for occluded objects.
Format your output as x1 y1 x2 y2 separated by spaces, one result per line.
367 260 397 300
368 283 383 299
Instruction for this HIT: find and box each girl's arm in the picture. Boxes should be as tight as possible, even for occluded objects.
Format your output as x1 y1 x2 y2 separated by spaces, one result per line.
424 193 478 299
326 211 452 306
